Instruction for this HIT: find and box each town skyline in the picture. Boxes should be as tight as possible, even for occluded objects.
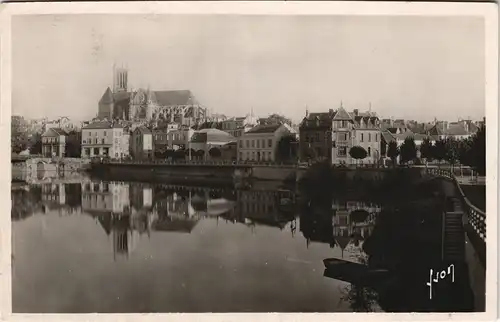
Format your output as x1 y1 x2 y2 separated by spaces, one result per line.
13 15 485 123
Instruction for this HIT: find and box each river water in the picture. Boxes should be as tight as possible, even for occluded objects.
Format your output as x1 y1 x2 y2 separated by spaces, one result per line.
11 171 478 313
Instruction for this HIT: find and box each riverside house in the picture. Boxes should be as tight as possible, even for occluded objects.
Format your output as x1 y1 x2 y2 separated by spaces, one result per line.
237 123 294 162
81 121 130 159
41 127 68 158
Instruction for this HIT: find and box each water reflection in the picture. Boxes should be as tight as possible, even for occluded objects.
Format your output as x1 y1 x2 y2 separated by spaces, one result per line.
11 174 476 312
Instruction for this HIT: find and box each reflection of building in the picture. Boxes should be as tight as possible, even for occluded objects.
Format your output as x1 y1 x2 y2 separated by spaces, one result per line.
81 181 130 214
230 190 293 229
299 211 335 248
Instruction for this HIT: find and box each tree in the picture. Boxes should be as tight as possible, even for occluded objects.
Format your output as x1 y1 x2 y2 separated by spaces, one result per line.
387 141 399 167
28 132 42 155
208 147 221 158
399 137 417 164
433 139 447 165
11 116 29 154
277 135 298 162
264 114 292 126
444 137 460 170
419 137 433 163
349 146 368 165
469 124 486 176
65 131 81 158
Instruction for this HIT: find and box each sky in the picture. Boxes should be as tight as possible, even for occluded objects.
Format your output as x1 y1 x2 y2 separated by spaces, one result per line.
12 14 485 124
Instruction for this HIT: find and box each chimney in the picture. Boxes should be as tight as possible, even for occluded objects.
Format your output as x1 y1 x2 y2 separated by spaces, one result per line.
354 109 359 116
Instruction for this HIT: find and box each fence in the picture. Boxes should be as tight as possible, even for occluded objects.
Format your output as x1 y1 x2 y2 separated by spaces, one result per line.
426 167 486 266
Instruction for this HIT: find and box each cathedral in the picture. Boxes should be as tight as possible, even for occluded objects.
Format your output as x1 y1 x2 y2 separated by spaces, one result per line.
98 66 208 126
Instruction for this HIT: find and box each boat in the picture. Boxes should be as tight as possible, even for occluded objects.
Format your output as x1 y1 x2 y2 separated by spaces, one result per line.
323 258 391 286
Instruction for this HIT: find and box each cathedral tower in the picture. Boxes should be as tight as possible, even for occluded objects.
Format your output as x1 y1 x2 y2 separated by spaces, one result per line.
113 64 128 93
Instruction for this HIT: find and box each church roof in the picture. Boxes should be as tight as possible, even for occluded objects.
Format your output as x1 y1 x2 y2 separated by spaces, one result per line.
153 90 197 106
100 88 198 106
100 87 114 104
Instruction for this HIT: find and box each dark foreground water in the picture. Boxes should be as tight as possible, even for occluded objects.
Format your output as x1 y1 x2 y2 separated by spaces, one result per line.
11 173 479 313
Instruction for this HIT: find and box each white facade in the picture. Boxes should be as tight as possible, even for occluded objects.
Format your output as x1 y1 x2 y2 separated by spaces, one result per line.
237 123 292 162
81 123 130 158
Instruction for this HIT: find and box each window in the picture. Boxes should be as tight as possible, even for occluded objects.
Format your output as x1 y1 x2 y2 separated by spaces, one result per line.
88 132 91 137
262 139 265 148
239 140 243 148
257 140 260 148
251 140 255 148
315 133 320 142
93 147 99 155
268 139 272 148
338 146 347 157
368 147 371 156
246 152 250 160
102 139 105 144
104 131 106 137
252 151 255 160
115 153 119 157
239 152 243 160
246 140 249 148
368 133 371 142
361 133 364 142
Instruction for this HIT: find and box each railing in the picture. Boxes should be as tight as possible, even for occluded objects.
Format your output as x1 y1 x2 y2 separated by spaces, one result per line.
91 158 300 168
426 167 486 266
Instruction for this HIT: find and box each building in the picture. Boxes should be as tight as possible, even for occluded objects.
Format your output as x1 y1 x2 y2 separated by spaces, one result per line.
221 115 258 138
97 66 207 126
81 121 130 159
188 128 236 161
331 106 382 165
167 127 195 150
299 109 336 162
41 127 68 158
237 123 293 162
152 128 170 155
44 117 77 133
426 119 480 141
130 126 154 160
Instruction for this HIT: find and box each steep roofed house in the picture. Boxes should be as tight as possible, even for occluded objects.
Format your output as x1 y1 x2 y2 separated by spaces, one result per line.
41 127 68 158
238 123 293 162
299 109 336 162
331 106 382 165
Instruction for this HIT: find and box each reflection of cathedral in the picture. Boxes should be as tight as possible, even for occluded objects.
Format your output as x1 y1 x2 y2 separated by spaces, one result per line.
98 65 207 126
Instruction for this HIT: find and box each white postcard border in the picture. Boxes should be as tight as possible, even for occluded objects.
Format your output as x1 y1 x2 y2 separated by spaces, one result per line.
0 2 497 322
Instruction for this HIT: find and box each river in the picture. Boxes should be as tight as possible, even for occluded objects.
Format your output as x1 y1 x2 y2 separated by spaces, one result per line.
11 171 478 313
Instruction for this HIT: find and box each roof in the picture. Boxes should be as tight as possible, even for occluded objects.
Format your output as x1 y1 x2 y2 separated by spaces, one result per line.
153 90 197 106
394 132 429 141
246 123 283 134
134 126 152 135
300 111 335 129
100 87 114 104
82 121 112 130
190 128 235 143
381 131 396 143
332 106 353 121
446 124 469 136
42 127 68 137
334 236 352 250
